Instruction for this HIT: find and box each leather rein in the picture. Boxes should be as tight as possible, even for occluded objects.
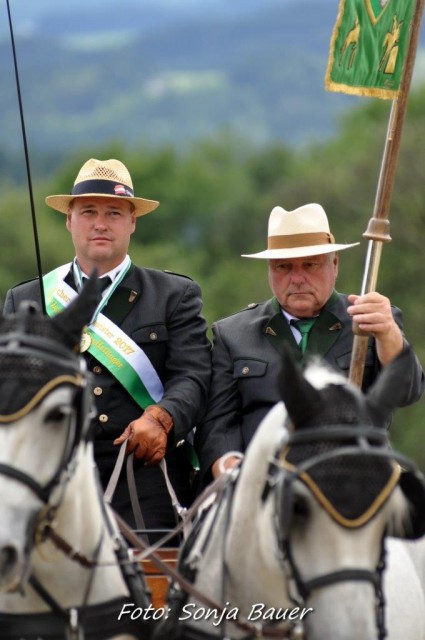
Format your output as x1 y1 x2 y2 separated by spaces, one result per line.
115 482 301 640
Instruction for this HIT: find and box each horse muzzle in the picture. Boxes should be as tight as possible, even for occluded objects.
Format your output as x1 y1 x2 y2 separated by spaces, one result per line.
0 543 27 593
0 506 37 594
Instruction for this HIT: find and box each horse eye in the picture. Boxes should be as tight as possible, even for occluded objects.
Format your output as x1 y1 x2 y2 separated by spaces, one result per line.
292 494 310 520
44 407 71 423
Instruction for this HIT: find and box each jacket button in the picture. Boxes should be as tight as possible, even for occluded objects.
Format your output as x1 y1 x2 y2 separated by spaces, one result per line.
150 332 158 341
93 387 103 396
242 366 250 375
93 366 102 375
98 414 108 423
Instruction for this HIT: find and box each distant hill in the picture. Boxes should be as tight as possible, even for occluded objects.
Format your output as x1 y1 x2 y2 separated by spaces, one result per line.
0 0 424 155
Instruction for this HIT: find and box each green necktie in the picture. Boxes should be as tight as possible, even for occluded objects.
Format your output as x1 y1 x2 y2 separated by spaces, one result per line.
291 318 316 353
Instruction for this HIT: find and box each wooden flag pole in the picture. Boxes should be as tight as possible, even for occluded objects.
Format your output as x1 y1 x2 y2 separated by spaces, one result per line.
349 0 425 387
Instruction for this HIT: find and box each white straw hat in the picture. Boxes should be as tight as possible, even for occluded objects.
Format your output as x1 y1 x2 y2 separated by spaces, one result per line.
45 158 159 217
242 204 359 259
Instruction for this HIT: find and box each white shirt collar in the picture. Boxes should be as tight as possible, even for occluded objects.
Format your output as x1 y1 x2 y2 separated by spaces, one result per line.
74 255 130 283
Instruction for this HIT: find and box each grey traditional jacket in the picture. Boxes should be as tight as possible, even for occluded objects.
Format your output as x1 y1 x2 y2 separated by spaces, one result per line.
195 291 424 481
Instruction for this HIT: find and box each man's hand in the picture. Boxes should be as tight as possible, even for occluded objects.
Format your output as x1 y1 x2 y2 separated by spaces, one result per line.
347 292 404 365
113 405 173 465
211 453 244 479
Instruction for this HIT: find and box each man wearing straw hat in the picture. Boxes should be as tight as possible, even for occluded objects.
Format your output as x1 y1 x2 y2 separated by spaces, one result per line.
4 158 211 539
196 203 424 482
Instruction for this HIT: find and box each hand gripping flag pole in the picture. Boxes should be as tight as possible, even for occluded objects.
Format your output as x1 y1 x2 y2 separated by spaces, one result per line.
325 0 425 387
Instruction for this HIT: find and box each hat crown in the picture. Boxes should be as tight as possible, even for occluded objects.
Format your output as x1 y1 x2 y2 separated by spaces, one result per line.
241 202 359 259
45 157 159 216
75 158 133 188
268 204 331 237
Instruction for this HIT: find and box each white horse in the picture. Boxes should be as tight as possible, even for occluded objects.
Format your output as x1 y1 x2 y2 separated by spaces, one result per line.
0 279 152 640
157 346 425 640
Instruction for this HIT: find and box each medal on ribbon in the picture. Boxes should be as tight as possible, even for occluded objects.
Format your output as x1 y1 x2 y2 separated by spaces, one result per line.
80 328 92 352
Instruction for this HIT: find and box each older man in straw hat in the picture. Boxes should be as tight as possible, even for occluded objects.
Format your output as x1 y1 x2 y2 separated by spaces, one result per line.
4 158 211 540
195 203 424 482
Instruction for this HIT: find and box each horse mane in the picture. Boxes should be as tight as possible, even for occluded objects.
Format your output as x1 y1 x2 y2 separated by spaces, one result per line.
303 356 350 389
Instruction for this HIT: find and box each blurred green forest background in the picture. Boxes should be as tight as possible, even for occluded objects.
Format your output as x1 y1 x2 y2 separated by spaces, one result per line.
1 86 425 468
0 0 424 470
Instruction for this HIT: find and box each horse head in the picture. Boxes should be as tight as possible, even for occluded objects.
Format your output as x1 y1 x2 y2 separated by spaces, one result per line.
219 346 425 640
159 346 425 640
277 346 425 538
252 347 425 639
0 276 100 593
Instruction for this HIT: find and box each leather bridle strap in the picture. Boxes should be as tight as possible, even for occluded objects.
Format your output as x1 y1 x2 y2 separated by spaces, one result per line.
302 568 379 596
0 463 49 502
41 525 98 569
28 574 69 621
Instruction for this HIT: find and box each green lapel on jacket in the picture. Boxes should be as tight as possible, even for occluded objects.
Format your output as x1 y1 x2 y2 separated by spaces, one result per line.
304 290 344 358
263 297 302 362
263 292 344 361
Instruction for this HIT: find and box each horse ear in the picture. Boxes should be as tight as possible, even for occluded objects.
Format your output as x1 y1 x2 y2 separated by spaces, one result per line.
278 344 323 428
50 269 101 350
365 346 414 428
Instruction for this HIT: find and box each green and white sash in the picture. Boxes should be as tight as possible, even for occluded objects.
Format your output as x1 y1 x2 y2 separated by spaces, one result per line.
43 262 164 409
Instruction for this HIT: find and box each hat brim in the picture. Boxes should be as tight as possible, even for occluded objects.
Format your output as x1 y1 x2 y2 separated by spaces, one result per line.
45 193 159 217
242 242 360 259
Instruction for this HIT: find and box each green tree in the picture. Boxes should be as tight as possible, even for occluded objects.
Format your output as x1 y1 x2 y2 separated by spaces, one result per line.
1 86 424 468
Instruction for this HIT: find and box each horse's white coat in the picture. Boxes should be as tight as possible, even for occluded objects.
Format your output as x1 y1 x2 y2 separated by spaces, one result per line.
180 371 425 640
385 537 425 640
0 386 137 640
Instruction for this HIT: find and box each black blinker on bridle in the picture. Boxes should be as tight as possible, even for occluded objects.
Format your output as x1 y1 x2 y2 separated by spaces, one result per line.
0 327 92 506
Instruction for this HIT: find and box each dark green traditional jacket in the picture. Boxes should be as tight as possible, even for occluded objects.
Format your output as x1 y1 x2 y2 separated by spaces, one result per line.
4 264 212 526
195 290 424 481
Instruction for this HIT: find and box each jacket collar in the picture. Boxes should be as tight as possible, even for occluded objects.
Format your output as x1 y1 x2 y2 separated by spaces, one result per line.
263 290 344 360
66 263 139 326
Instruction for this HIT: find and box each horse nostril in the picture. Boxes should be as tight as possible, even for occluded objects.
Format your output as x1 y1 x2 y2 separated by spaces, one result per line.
0 545 19 577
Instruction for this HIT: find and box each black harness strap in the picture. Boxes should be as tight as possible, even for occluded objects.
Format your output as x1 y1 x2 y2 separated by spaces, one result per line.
0 597 150 640
302 568 379 595
29 574 69 621
0 463 49 502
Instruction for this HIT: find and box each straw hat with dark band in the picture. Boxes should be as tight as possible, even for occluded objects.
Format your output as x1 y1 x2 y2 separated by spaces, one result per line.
45 158 159 217
242 204 359 259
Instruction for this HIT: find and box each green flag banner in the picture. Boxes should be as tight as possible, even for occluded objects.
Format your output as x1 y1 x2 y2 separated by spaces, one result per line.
325 0 416 99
